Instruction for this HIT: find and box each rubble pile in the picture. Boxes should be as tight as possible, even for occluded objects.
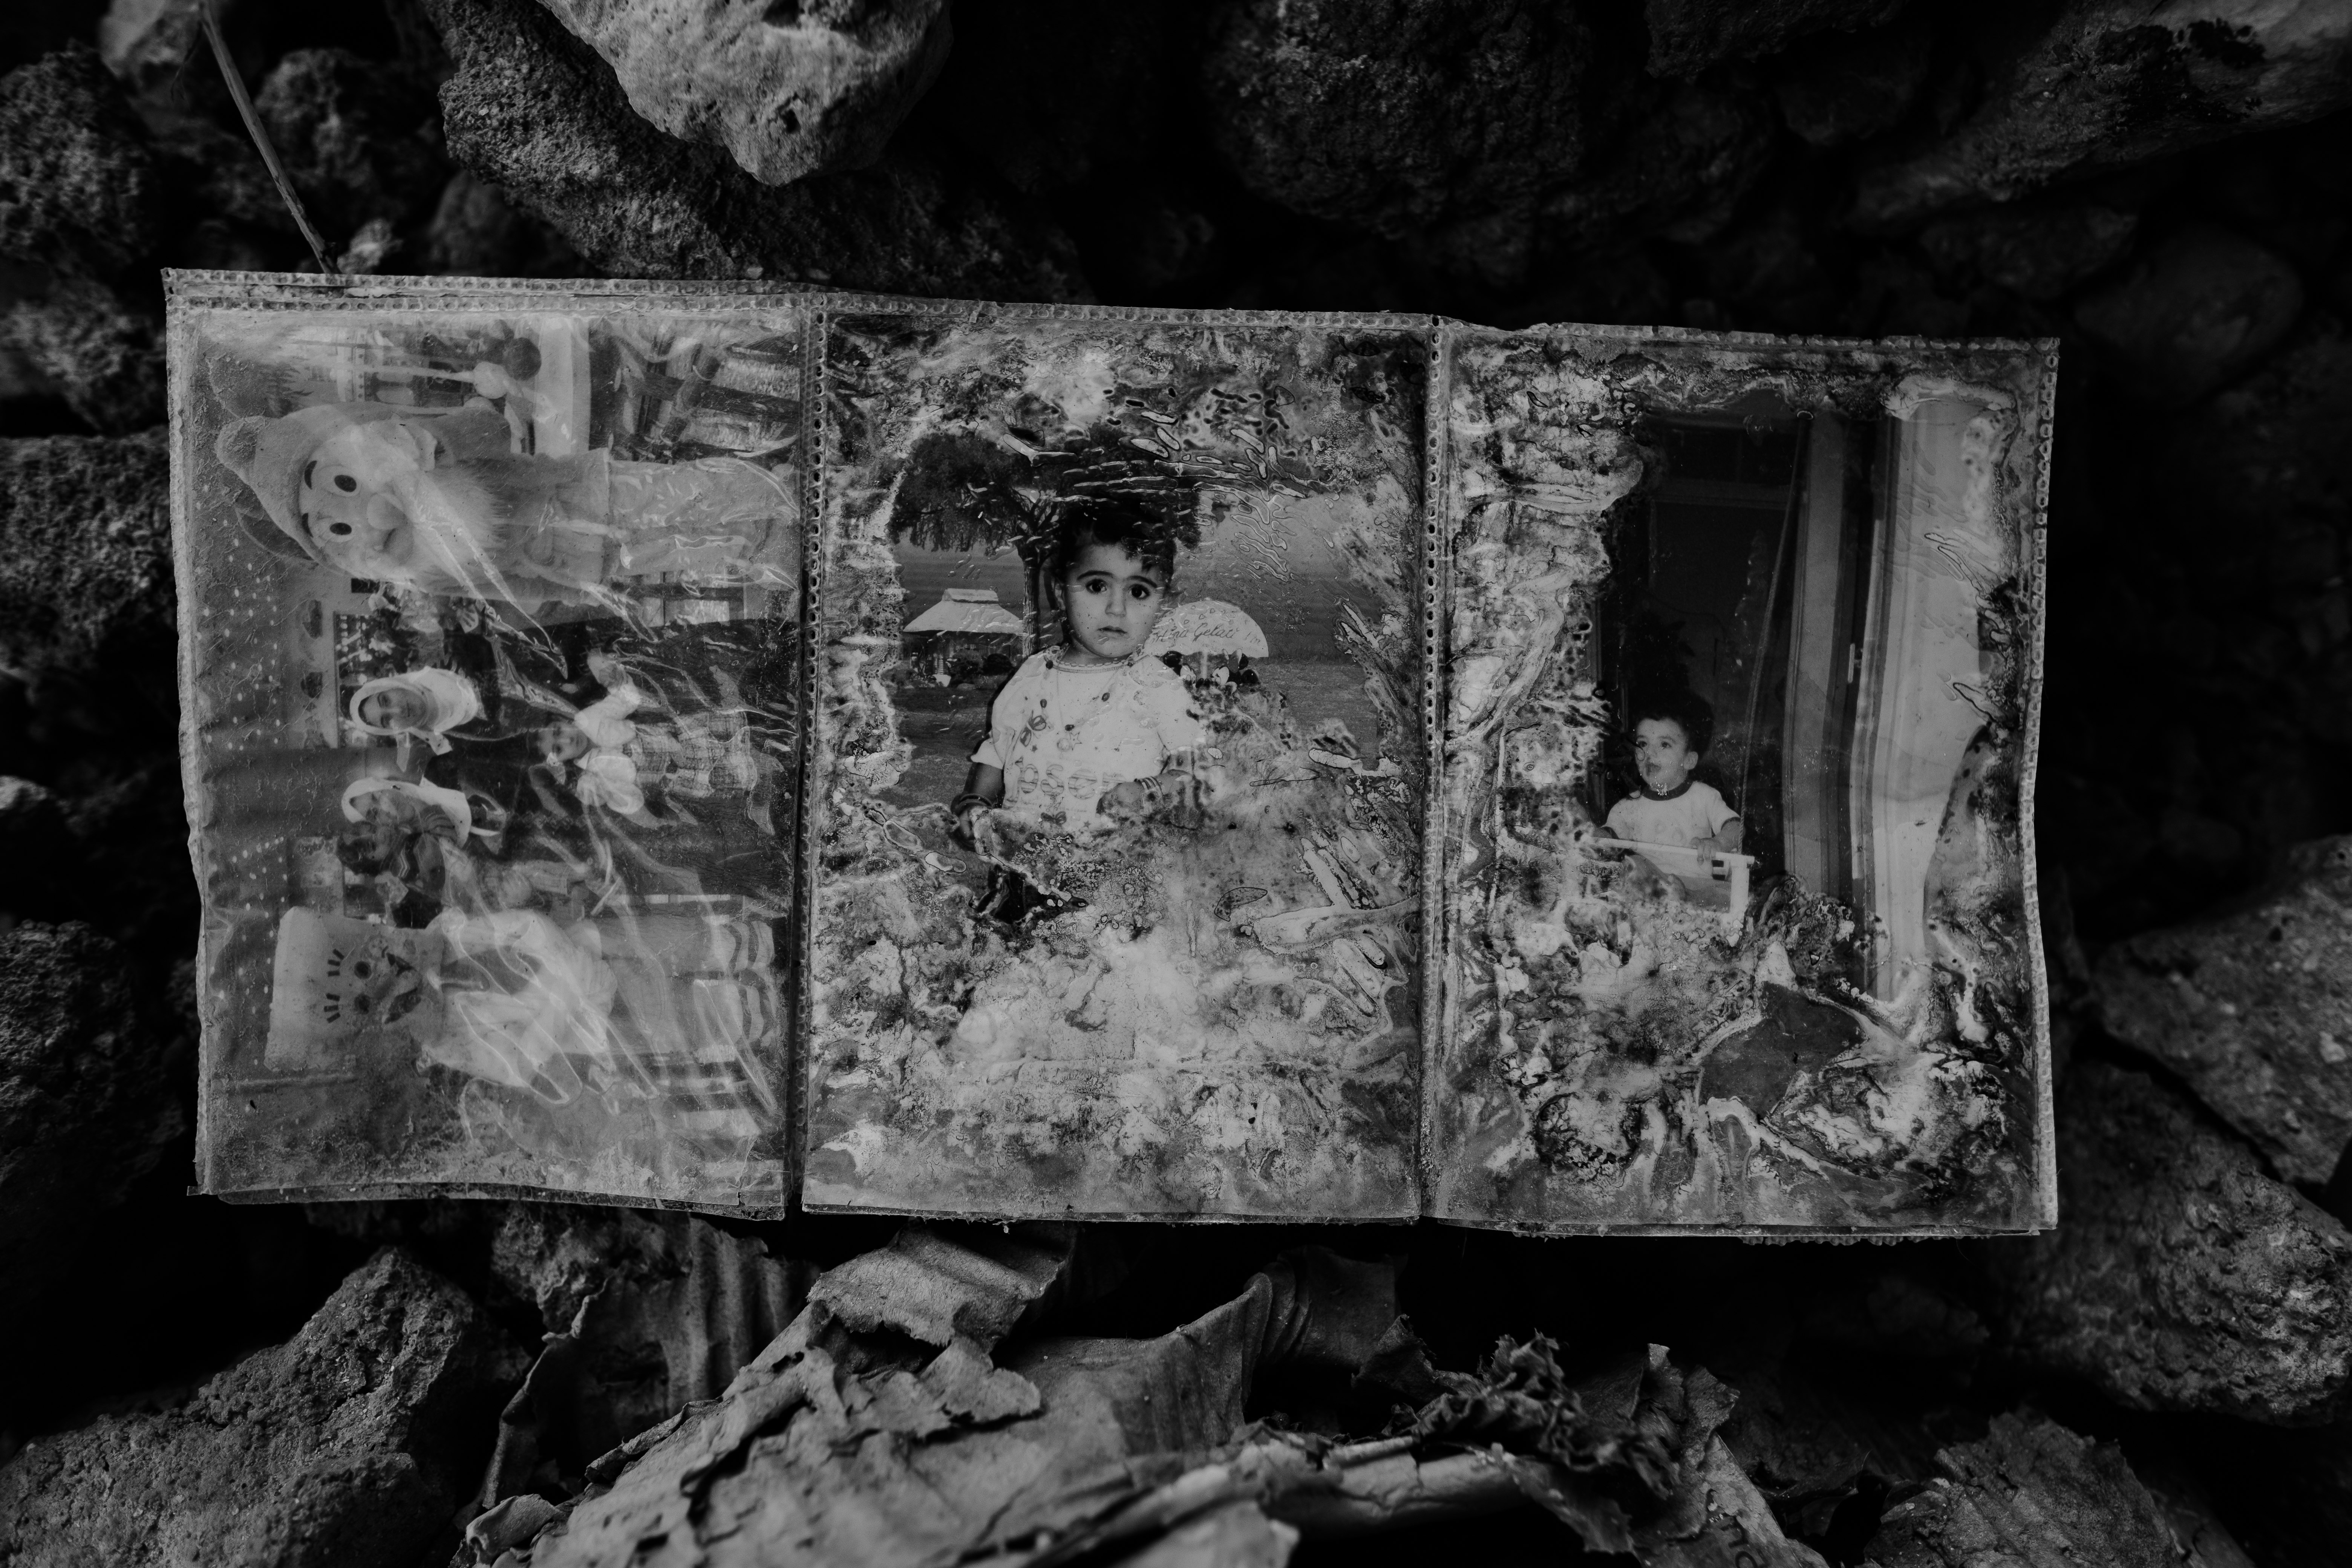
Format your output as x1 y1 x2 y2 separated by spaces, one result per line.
4 0 2352 1562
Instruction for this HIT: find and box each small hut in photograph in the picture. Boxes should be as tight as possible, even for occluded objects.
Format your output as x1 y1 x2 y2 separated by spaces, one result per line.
903 588 1026 684
1145 599 1268 683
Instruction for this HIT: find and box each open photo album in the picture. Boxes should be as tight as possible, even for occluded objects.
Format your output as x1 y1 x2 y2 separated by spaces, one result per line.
170 272 2056 1234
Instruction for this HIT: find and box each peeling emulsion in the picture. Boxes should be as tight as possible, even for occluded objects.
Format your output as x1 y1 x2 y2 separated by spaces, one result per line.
1427 330 2052 1231
805 312 1429 1219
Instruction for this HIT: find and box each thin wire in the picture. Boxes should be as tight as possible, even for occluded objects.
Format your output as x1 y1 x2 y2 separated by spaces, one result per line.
197 0 340 278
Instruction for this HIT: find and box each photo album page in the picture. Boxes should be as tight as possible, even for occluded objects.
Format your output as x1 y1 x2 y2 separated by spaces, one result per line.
170 272 2056 1235
172 275 808 1209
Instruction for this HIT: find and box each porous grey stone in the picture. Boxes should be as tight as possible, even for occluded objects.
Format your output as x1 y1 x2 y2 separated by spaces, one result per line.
536 0 951 187
1980 1060 2352 1425
253 46 449 239
1200 0 1590 237
1851 0 2352 231
422 0 1083 299
1770 14 1935 148
1645 0 1907 80
0 922 180 1335
0 1249 528 1568
1864 1410 2240 1568
0 430 173 669
2075 224 2305 406
2094 837 2352 1187
0 43 161 280
0 272 165 433
1917 204 2138 302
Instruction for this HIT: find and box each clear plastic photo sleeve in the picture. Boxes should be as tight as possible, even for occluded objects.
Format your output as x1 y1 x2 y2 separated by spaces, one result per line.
170 274 809 1210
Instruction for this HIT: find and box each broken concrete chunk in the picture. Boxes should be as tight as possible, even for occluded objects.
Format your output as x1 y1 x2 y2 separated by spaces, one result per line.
252 47 450 239
421 0 1084 298
1917 204 2138 302
1980 1060 2352 1424
1862 1410 2241 1568
1 271 165 434
0 44 161 280
2093 836 2352 1184
1645 0 1906 80
1851 1 2352 230
536 0 951 187
2075 225 2306 407
0 1249 527 1568
0 431 173 670
0 920 180 1337
1770 14 1935 148
1199 0 1590 236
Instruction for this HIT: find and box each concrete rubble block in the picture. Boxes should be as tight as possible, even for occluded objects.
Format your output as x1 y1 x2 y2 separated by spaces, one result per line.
1980 1059 2352 1425
421 169 579 276
536 0 951 187
1645 0 1907 80
0 1248 528 1568
421 0 1084 299
1199 0 1590 236
0 431 172 670
0 43 161 280
98 0 214 101
0 921 181 1335
1851 0 2352 231
1769 13 1936 148
252 47 450 239
1863 1410 2249 1568
0 46 167 430
1536 81 1779 252
2074 224 2305 407
1 273 165 434
2094 836 2352 1187
1917 204 2138 302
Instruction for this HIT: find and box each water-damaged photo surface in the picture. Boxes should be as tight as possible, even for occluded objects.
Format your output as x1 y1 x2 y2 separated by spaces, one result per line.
175 282 804 1208
1430 326 2054 1232
806 308 1428 1219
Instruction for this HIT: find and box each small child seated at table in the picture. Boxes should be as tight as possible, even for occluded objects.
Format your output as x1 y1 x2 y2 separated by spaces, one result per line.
1601 697 1742 854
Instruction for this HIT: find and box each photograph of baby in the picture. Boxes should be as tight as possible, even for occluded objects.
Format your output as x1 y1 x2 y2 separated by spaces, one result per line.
1431 330 2050 1233
807 310 1429 1219
177 289 803 1207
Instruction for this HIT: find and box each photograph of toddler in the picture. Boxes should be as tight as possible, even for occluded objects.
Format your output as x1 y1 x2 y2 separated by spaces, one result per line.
1601 697 1743 853
950 498 1210 849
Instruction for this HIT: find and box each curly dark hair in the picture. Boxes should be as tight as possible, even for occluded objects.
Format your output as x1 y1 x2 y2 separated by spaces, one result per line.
1044 495 1183 585
1625 691 1714 756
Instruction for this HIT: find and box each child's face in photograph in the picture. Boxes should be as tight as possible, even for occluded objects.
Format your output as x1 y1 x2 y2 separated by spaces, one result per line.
1633 717 1699 793
360 687 430 730
539 721 591 763
1058 542 1170 665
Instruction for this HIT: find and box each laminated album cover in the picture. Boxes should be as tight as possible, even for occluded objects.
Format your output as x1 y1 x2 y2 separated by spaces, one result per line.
170 272 2057 1234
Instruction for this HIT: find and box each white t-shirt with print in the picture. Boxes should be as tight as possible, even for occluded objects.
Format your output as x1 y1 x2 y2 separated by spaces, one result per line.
1604 779 1738 848
973 651 1208 833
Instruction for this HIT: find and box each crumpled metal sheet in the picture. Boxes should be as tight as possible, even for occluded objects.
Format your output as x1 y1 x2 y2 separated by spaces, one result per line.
473 1226 1831 1568
478 1206 815 1502
481 1233 1387 1566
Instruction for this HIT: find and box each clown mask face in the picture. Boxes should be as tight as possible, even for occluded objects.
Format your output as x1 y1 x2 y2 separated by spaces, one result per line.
300 419 442 574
